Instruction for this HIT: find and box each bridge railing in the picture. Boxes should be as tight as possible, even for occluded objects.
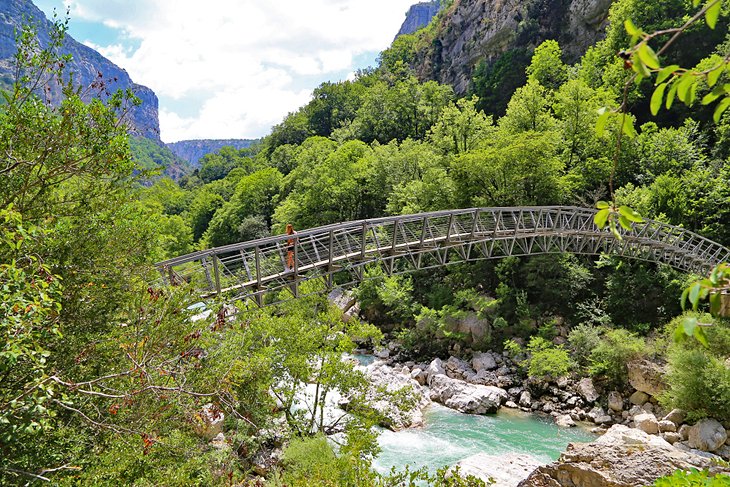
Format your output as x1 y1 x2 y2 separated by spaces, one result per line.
155 206 730 306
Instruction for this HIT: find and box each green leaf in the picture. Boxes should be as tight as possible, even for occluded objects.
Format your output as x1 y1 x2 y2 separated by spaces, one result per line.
651 83 667 115
596 200 610 209
666 80 679 109
595 110 611 137
624 19 641 37
713 96 730 123
688 282 701 309
618 206 644 222
681 287 690 310
710 292 721 315
657 65 680 84
682 316 698 336
621 113 637 138
618 214 632 230
702 84 727 105
676 73 695 104
674 323 687 342
594 208 610 228
632 55 652 78
609 219 622 240
705 0 722 29
638 43 660 70
707 63 724 87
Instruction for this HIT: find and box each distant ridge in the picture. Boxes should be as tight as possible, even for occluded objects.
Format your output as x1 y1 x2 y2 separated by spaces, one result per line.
167 139 258 168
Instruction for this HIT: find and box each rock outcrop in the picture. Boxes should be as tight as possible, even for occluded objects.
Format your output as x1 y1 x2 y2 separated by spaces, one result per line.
0 0 160 140
449 452 545 486
396 1 440 38
627 360 667 397
357 361 430 430
519 424 730 487
688 419 728 453
429 373 508 414
410 0 614 95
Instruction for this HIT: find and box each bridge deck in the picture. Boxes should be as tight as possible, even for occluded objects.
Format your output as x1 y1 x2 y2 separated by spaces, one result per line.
155 206 730 307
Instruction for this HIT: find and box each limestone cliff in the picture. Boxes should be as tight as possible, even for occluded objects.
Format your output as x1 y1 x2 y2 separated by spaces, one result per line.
0 0 161 140
412 0 614 94
396 1 440 38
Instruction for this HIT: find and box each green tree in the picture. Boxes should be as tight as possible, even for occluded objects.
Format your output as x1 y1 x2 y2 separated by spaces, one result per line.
499 79 557 134
428 96 494 154
526 40 568 91
204 167 283 247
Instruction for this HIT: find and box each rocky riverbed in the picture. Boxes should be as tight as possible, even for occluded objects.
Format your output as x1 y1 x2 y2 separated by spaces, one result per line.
360 346 730 486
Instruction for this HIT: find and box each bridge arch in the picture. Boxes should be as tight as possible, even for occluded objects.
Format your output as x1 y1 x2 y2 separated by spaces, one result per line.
156 206 730 307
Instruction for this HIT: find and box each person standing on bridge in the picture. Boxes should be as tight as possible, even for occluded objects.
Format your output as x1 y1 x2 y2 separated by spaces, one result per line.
285 224 297 272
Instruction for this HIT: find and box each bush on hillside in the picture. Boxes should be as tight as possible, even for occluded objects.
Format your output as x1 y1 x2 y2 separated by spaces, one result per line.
588 329 645 387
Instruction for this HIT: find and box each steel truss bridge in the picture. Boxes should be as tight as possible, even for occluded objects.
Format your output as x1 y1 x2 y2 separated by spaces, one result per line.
156 206 730 307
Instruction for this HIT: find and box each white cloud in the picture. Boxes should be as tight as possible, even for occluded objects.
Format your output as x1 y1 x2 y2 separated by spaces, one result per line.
61 0 417 142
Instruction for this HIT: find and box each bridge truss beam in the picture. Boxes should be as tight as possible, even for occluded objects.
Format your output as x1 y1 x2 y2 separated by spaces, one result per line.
155 206 730 307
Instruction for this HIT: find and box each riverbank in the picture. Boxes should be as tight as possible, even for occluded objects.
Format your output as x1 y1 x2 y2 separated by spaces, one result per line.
356 347 730 485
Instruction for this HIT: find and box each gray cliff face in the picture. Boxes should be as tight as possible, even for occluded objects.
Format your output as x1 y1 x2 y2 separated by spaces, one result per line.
0 0 161 140
167 139 257 168
413 0 614 94
396 1 440 38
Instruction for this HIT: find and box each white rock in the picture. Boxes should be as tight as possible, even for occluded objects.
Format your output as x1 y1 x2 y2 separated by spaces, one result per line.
374 347 390 359
627 360 666 397
519 390 532 408
688 419 728 452
658 420 677 433
430 374 507 414
663 408 686 426
426 358 445 386
555 414 576 428
576 378 600 403
633 413 660 435
472 352 498 372
662 432 681 444
608 391 623 412
629 390 650 405
448 452 544 487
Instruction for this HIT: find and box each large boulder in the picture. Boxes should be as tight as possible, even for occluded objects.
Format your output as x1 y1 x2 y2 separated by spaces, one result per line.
357 362 430 430
576 378 600 403
327 288 359 322
518 424 729 487
430 374 508 414
426 358 445 386
472 352 498 372
607 391 624 412
663 409 686 427
629 390 649 406
445 356 474 380
633 413 660 435
627 360 667 397
688 419 728 452
449 453 545 486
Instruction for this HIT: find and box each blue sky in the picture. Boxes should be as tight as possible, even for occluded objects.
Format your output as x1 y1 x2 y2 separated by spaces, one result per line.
34 0 416 142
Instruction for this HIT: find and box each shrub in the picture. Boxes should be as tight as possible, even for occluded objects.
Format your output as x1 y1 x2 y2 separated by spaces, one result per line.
568 324 603 367
588 329 645 387
524 337 572 380
663 347 730 423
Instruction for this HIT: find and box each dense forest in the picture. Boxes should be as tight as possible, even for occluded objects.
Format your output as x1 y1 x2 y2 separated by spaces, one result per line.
2 0 730 485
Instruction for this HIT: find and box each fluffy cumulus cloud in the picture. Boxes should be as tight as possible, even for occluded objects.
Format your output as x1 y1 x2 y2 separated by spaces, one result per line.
60 0 417 142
